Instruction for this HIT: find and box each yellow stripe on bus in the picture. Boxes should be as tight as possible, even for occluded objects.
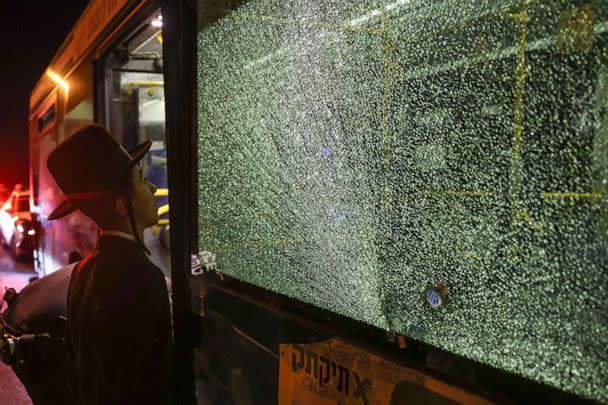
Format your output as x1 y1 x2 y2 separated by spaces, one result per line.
157 204 169 216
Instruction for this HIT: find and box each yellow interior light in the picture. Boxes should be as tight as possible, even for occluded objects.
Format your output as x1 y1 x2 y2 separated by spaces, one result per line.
47 70 70 93
47 70 70 92
154 188 169 197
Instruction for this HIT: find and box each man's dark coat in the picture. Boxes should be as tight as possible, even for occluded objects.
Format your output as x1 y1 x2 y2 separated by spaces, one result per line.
67 234 173 405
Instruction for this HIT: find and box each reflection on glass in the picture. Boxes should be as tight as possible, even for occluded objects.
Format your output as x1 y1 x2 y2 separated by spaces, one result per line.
197 1 608 401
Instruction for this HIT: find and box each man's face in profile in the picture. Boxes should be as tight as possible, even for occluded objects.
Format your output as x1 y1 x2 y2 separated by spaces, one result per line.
129 165 159 230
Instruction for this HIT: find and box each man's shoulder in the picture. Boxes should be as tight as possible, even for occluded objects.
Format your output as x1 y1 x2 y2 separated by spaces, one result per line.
84 241 166 291
95 256 167 310
110 251 165 284
96 237 154 267
135 257 166 287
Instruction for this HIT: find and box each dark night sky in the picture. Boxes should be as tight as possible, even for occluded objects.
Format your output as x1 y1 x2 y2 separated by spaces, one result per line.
0 1 89 189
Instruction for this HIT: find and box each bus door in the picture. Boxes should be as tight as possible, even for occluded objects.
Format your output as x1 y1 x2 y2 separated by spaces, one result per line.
98 8 171 278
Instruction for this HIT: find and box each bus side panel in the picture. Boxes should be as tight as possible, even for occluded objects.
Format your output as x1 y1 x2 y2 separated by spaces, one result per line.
192 278 502 405
30 62 96 276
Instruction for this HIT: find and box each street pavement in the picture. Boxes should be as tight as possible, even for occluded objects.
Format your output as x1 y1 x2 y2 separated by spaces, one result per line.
0 247 34 405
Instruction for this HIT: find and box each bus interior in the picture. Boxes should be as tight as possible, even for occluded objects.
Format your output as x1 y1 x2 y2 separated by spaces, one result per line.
100 8 171 277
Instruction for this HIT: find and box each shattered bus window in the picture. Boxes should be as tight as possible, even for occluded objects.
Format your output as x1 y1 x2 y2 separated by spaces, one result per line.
197 1 608 401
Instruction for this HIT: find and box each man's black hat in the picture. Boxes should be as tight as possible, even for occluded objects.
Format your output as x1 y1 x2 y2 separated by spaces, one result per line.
47 124 152 220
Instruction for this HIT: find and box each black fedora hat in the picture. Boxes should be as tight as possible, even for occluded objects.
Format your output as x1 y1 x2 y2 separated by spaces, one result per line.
47 124 152 220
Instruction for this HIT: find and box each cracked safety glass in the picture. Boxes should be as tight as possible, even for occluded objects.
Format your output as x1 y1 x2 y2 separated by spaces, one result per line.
197 1 608 401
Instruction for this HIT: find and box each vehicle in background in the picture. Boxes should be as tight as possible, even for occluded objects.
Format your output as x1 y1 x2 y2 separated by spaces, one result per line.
0 184 10 207
0 188 35 261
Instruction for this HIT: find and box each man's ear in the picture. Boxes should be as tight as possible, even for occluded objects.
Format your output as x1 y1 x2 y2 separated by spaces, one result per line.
114 195 129 216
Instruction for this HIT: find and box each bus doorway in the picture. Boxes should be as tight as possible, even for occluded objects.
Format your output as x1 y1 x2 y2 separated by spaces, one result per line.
98 9 171 277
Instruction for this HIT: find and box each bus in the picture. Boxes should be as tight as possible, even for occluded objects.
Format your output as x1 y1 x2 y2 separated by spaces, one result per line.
27 0 607 403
